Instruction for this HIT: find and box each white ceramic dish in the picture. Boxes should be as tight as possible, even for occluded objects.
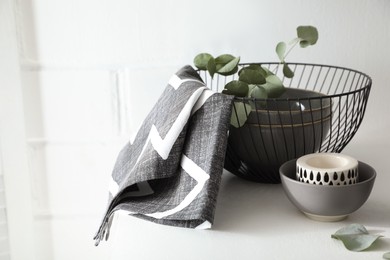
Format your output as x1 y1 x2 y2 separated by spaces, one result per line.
296 153 358 185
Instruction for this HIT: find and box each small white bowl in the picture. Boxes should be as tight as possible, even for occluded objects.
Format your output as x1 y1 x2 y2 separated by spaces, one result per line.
296 153 358 185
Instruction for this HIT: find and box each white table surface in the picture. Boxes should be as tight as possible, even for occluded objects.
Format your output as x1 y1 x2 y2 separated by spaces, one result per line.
104 133 390 260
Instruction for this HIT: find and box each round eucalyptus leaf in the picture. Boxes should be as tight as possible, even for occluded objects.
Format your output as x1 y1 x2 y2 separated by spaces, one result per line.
207 57 216 78
216 63 223 71
297 25 319 47
247 84 257 97
266 75 284 86
217 56 240 75
260 75 285 98
250 86 268 99
299 40 310 48
283 63 294 78
258 66 268 77
383 252 390 259
217 65 239 76
238 64 267 77
230 102 251 128
239 69 266 85
245 64 262 70
262 67 275 76
238 65 256 76
276 42 286 62
194 53 213 70
331 224 383 252
222 80 249 97
215 54 235 64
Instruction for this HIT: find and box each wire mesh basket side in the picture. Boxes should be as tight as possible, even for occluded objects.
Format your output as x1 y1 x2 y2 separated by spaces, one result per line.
199 63 372 183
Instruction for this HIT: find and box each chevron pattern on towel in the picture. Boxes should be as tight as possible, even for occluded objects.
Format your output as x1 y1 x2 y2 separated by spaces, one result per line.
94 65 234 245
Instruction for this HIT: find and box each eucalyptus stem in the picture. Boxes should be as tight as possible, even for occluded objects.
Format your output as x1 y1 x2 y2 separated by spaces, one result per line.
283 39 300 61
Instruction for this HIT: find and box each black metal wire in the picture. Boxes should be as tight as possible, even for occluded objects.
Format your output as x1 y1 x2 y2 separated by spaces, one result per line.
199 63 372 183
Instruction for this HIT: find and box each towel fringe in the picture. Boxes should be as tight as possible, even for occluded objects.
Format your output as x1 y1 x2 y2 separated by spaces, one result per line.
94 211 116 246
94 217 108 246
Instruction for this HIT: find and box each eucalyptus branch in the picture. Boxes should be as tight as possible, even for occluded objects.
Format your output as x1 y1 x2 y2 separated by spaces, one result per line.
194 25 318 99
193 25 318 127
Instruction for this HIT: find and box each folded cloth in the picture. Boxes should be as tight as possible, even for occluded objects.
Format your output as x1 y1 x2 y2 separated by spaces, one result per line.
94 65 234 245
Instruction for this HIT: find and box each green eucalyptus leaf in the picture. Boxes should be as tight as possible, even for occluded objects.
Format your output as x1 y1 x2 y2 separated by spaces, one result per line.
262 67 275 76
258 66 268 77
215 54 235 64
331 224 383 252
245 64 262 71
222 80 249 97
283 63 294 78
297 25 319 47
238 64 267 77
260 75 285 98
250 86 268 99
217 66 239 76
383 252 390 259
194 53 213 70
217 56 240 75
276 42 286 62
230 102 251 128
299 40 310 48
207 57 216 78
239 69 266 85
247 84 257 97
238 64 259 76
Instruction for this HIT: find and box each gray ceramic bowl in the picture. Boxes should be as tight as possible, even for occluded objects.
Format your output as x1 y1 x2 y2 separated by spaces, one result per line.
279 159 376 221
226 88 331 183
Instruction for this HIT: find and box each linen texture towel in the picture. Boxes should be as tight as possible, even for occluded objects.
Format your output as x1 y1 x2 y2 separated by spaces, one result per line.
94 65 234 245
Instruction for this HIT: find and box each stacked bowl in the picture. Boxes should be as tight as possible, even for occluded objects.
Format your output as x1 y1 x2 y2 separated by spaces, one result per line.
279 153 376 221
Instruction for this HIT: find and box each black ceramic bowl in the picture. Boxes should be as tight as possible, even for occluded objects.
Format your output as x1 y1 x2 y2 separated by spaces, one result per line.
225 88 331 183
279 159 376 221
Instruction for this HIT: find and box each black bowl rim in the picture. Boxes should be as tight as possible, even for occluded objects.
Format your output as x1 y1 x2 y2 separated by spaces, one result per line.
245 115 331 128
250 88 332 112
253 104 332 113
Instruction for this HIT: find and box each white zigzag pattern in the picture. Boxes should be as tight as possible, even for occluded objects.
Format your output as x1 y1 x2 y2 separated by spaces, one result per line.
144 89 215 219
109 179 154 198
128 74 204 145
132 86 206 168
191 89 214 115
168 74 204 90
145 154 210 219
112 88 215 220
110 75 211 197
195 221 212 229
109 176 119 196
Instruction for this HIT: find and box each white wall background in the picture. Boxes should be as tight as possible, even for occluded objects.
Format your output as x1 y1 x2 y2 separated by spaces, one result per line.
0 166 10 260
2 0 390 259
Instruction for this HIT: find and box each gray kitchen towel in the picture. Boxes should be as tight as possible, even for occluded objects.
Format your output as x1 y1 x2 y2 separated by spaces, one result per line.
94 65 234 245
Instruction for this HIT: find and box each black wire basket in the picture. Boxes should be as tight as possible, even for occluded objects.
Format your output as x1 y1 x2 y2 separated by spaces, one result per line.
199 63 372 183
